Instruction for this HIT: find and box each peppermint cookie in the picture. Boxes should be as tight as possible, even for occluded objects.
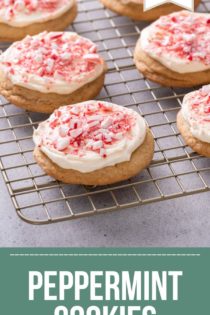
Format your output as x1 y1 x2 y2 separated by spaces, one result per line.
0 0 77 42
177 85 210 157
100 0 201 21
33 101 154 185
134 11 210 87
0 32 107 113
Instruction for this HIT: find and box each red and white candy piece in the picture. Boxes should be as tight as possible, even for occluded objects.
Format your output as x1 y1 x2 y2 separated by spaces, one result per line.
147 11 210 65
0 31 103 89
0 0 70 18
184 85 210 123
39 101 137 158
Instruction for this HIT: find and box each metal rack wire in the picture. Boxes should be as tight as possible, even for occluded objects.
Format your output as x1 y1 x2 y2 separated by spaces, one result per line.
0 0 210 224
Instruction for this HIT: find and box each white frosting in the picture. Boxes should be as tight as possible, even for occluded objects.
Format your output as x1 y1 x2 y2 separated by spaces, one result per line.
0 32 104 95
182 85 210 143
7 63 103 95
0 0 74 27
33 101 147 173
140 12 210 74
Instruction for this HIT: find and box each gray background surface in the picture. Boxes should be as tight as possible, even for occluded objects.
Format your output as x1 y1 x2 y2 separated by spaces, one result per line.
1 172 209 247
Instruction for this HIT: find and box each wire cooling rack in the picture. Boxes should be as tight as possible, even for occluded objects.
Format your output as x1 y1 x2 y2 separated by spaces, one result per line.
0 0 210 224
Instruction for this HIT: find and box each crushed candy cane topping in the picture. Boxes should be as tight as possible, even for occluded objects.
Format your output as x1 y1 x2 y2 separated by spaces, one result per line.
0 32 103 92
0 0 71 20
145 11 210 66
33 101 146 172
37 102 138 158
184 85 210 124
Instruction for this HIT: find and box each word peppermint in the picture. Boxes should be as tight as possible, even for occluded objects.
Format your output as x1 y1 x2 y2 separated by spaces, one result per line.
28 270 183 315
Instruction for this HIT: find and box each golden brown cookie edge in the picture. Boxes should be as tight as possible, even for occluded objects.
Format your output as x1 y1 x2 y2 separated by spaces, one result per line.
177 110 210 157
33 128 154 186
0 62 107 113
134 39 210 88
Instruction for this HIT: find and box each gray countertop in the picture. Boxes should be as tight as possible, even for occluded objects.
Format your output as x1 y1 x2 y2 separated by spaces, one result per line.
1 172 210 247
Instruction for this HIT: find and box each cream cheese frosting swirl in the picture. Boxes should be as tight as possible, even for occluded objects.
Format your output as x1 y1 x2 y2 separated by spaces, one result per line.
0 0 74 27
140 11 210 74
182 85 210 143
33 101 147 173
0 31 104 95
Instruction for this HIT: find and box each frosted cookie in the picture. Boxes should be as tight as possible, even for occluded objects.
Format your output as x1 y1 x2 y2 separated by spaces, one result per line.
134 11 210 87
33 101 154 185
0 32 107 113
0 0 77 42
100 0 201 21
177 85 210 157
